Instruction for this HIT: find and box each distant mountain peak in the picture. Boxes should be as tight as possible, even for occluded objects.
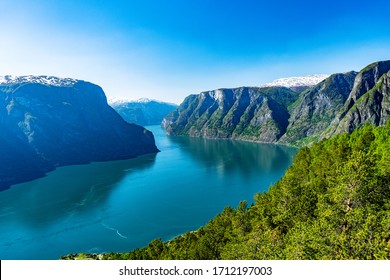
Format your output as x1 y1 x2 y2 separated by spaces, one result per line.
107 96 132 105
109 96 178 126
261 74 330 89
0 75 78 87
136 97 152 103
107 96 176 106
0 78 158 189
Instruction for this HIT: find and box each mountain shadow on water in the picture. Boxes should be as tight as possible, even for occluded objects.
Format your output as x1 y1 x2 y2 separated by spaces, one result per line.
0 153 156 227
168 135 297 179
0 77 159 191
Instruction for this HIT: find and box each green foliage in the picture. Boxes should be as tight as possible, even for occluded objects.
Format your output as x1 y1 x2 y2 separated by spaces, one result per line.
83 124 390 260
164 87 300 143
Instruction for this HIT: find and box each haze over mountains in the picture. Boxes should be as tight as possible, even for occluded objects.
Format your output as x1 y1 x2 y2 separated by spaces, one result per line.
109 97 177 126
0 76 158 190
163 60 390 146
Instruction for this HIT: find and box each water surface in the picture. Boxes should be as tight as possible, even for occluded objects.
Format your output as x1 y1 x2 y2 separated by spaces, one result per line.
0 126 296 259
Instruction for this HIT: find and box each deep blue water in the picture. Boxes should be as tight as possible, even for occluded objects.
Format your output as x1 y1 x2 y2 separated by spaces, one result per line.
0 126 296 259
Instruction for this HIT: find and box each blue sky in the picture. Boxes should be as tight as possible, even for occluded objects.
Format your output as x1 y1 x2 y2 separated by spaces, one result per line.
1 0 390 104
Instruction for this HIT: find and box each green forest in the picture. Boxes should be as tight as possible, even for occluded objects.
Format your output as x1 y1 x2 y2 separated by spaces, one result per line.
66 123 390 260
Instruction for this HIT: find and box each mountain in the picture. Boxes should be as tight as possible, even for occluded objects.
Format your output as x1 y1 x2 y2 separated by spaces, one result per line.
163 86 299 143
261 74 330 93
324 61 390 137
279 71 358 146
0 75 159 190
163 60 390 146
109 97 177 126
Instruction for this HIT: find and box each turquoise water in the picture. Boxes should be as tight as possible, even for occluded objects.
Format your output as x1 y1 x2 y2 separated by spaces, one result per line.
0 126 297 259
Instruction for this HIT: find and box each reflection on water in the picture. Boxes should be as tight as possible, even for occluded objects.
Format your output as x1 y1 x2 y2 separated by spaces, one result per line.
0 125 296 259
0 153 156 226
169 136 296 178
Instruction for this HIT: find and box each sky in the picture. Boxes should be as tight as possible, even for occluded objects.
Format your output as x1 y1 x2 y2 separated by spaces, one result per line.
0 0 390 104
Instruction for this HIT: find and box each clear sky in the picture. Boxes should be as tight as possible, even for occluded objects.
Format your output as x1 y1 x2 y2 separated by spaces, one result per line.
1 0 390 104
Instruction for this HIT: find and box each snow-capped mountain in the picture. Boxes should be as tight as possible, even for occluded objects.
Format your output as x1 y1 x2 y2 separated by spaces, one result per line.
108 96 151 105
261 74 330 89
0 75 78 87
107 96 175 106
108 97 178 126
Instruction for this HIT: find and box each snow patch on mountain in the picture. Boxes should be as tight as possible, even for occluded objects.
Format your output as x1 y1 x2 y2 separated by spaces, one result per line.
261 74 330 88
107 96 152 105
0 75 78 87
108 96 176 106
107 96 132 105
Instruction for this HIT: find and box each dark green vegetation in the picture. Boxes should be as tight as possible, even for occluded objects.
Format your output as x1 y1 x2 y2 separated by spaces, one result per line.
64 123 390 260
163 60 390 147
110 99 177 126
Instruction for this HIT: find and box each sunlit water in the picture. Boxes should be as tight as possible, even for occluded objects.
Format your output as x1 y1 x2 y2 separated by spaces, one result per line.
0 125 297 259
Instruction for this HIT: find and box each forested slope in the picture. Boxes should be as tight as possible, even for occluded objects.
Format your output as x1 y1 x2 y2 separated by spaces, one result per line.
92 123 390 260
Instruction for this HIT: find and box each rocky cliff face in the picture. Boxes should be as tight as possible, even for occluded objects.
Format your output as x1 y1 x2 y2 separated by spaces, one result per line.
109 98 177 126
163 60 390 147
325 61 390 136
279 71 357 145
0 76 159 190
163 86 298 143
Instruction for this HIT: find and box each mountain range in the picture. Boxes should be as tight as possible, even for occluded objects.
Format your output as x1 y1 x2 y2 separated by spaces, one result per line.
3 60 389 189
0 76 159 190
109 97 177 126
163 60 390 146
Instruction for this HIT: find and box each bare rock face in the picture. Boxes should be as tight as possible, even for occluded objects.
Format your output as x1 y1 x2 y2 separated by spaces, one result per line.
332 70 390 133
0 76 158 190
162 60 390 147
324 61 390 137
163 86 298 143
280 71 357 145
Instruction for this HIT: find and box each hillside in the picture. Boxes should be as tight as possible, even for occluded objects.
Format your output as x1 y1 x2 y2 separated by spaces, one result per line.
109 98 177 126
280 71 357 146
0 76 159 190
83 123 389 260
163 86 299 143
163 60 390 147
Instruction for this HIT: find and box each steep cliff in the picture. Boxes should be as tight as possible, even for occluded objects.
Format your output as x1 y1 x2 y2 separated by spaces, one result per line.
0 76 159 190
163 60 390 147
280 71 357 145
324 61 390 136
163 86 298 143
